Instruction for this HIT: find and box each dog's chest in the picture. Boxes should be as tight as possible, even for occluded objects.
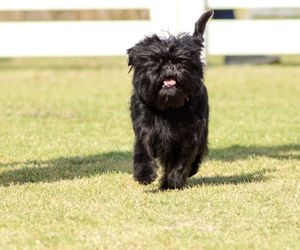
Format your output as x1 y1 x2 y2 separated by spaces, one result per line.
151 111 200 144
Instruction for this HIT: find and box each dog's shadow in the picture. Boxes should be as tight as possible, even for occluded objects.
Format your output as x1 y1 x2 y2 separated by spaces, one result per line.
209 143 300 161
186 143 299 189
185 143 298 188
187 169 269 189
145 169 271 193
0 143 298 187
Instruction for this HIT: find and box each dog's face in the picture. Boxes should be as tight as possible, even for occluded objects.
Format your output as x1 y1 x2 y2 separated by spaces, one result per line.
128 10 213 110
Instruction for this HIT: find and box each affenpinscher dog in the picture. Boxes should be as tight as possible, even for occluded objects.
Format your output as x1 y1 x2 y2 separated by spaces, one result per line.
127 10 213 189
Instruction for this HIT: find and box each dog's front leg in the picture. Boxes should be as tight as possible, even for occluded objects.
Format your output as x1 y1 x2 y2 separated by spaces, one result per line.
133 138 158 185
160 147 197 190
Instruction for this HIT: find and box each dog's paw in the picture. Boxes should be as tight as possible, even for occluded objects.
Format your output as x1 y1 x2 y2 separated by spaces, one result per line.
133 166 157 185
160 174 186 190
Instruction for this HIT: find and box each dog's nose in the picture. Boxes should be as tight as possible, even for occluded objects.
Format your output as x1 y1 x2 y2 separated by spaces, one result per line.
165 65 175 76
166 65 174 70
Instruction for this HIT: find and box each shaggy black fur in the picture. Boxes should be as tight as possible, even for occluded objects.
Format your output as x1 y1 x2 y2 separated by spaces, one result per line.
127 10 213 189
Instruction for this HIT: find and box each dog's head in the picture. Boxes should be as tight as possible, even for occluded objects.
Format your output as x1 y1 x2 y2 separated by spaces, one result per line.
128 10 213 110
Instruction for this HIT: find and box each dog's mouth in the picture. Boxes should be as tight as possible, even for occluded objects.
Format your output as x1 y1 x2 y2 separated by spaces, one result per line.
162 77 177 89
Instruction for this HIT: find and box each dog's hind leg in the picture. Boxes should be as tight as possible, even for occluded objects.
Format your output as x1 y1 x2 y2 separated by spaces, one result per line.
188 147 207 177
133 139 158 185
189 126 209 177
188 153 202 177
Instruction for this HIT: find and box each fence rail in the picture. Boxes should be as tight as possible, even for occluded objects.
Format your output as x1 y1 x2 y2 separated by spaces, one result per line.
0 0 152 10
0 0 205 57
207 0 300 9
207 0 300 55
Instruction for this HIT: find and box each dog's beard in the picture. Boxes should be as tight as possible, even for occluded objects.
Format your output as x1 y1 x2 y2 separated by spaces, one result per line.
133 67 198 110
156 83 187 110
138 71 188 110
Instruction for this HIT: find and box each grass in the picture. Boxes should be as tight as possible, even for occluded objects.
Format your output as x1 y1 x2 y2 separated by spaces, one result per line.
0 56 299 249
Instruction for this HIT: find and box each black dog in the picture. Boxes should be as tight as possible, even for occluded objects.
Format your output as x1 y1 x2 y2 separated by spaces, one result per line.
127 10 213 189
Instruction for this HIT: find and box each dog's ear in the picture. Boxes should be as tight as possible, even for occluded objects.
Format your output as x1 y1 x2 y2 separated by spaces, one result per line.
193 10 214 36
127 48 134 66
127 47 137 72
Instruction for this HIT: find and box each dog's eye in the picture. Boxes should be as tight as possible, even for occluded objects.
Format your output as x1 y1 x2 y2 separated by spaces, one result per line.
172 59 181 64
189 52 195 57
155 60 162 67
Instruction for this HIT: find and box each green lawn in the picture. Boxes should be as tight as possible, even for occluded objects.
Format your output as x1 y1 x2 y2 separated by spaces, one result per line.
0 57 299 249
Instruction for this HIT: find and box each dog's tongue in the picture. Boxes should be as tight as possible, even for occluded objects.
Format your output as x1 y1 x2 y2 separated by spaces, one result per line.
163 79 176 88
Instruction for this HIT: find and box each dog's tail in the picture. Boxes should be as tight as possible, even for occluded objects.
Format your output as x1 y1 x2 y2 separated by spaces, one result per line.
194 10 214 36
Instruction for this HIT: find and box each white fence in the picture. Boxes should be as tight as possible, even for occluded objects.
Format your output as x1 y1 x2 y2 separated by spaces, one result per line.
0 0 204 57
207 0 300 55
0 0 299 57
